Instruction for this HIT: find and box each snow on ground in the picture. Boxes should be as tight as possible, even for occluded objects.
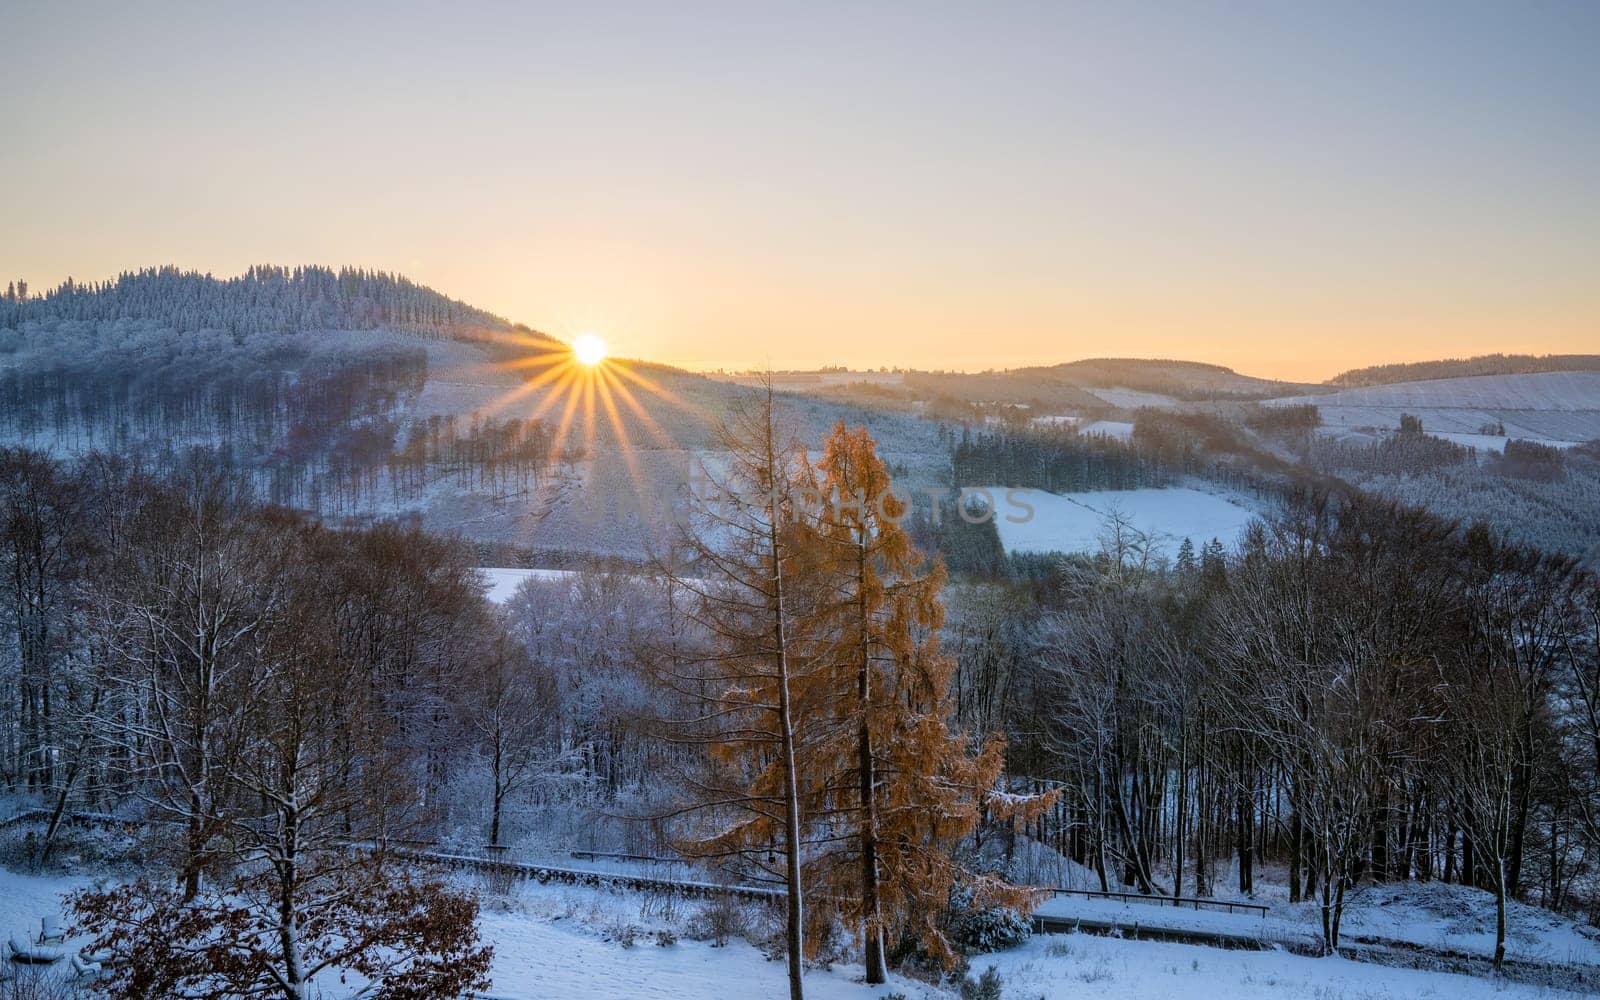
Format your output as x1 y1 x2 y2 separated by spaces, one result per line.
0 868 91 945
1084 387 1183 410
480 878 1594 1000
1033 881 1600 970
1331 881 1600 969
477 567 582 604
0 867 95 989
980 931 1587 1000
984 486 1260 559
1428 431 1582 454
0 864 1591 999
1079 419 1135 440
1029 414 1082 429
479 882 941 1000
1266 371 1600 443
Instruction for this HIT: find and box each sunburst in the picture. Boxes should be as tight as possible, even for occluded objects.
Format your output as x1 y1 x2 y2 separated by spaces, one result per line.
456 327 702 529
573 333 607 367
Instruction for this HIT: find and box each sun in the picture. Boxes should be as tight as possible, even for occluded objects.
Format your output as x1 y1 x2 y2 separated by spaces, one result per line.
573 333 608 367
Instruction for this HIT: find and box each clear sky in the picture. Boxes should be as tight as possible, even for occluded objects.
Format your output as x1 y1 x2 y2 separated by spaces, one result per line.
4 1 1596 381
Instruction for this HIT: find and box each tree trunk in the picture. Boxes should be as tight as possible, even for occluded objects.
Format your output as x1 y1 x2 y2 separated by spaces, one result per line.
1236 750 1253 895
1173 724 1187 900
1288 791 1302 903
764 415 805 1000
855 534 885 985
1493 858 1508 971
858 709 884 983
776 648 805 1000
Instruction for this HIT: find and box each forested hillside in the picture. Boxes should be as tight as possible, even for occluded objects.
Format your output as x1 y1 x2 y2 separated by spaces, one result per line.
0 267 952 557
1331 353 1600 387
0 264 517 338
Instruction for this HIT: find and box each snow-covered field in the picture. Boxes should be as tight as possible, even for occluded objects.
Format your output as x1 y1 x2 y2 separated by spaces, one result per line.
1266 371 1600 443
983 487 1260 559
477 567 582 604
1079 419 1135 440
1084 387 1182 410
1430 431 1582 454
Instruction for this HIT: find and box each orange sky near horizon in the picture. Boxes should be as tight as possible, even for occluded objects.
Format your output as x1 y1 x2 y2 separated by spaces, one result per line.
5 3 1596 384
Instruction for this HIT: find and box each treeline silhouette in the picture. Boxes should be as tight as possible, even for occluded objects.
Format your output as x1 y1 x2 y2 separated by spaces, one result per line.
1331 352 1600 387
1 264 512 337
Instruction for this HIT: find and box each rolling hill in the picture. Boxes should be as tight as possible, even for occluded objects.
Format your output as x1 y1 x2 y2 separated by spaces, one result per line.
1266 371 1600 443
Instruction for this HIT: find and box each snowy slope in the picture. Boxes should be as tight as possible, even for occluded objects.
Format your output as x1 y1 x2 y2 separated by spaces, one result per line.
1267 371 1600 442
984 487 1260 559
1084 387 1182 410
979 931 1587 1000
1034 881 1600 969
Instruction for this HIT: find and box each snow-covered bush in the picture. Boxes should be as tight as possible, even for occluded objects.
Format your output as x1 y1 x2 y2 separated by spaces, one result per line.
687 896 747 947
951 904 1032 955
605 920 641 948
947 882 1031 955
957 965 1005 1000
0 965 78 1000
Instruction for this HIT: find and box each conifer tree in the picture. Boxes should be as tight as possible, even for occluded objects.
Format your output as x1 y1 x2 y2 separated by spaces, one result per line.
658 380 817 1000
799 423 1056 976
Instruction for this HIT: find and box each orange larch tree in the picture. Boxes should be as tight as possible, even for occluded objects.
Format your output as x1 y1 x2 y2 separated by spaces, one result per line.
798 423 1057 978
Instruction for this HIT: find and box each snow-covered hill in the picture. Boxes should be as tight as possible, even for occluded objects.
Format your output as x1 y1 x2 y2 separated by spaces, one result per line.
1267 371 1600 442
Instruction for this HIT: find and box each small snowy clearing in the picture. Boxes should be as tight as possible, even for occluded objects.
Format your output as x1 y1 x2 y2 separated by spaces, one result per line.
477 567 582 604
983 487 1260 559
1029 414 1082 429
1079 419 1135 440
1084 387 1183 410
1428 432 1581 454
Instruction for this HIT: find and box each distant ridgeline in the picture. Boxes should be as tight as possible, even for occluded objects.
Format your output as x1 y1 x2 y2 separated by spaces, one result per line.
0 264 514 338
0 266 565 515
1331 353 1600 387
903 357 1307 410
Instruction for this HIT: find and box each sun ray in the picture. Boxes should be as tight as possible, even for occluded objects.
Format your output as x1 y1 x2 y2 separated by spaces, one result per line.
547 364 589 465
476 357 578 420
526 362 584 423
609 362 701 417
594 373 656 525
580 368 598 458
598 366 675 449
463 332 716 543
